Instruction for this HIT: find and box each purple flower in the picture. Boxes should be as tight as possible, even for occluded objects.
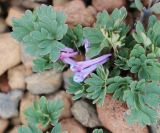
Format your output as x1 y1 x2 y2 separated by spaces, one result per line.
61 47 74 53
71 54 112 72
73 64 97 82
60 52 78 60
58 47 112 83
59 47 78 61
62 58 76 66
72 54 112 83
83 39 90 53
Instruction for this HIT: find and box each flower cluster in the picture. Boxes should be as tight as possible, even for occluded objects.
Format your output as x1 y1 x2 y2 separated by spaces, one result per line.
59 40 111 83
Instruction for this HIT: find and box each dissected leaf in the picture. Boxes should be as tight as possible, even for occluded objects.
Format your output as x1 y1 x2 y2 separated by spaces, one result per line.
150 2 160 14
12 5 68 63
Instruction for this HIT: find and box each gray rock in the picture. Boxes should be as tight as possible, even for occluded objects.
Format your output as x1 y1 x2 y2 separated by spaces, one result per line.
63 69 73 88
25 70 62 94
71 100 101 128
20 46 35 69
0 90 23 118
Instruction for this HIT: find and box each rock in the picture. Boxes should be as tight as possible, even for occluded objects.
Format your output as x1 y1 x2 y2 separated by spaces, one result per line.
0 19 7 33
86 6 97 16
20 92 39 125
63 69 73 88
25 70 62 94
92 0 126 12
55 0 95 26
20 46 35 69
47 91 72 119
53 0 71 6
96 95 149 133
21 0 40 9
71 100 101 128
5 7 24 26
142 0 150 7
0 90 23 118
0 119 9 133
8 65 32 90
0 33 21 76
8 127 18 133
0 73 10 92
11 117 21 126
61 118 87 133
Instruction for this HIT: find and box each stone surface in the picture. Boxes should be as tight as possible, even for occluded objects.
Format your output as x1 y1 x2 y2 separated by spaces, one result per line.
8 127 18 133
86 6 97 17
96 95 149 133
0 19 7 33
55 0 95 26
25 70 62 94
61 118 87 133
0 119 9 133
71 100 101 128
92 0 126 12
8 65 32 90
0 33 21 76
21 0 40 9
47 91 72 119
63 69 73 88
53 0 71 6
20 92 39 125
6 7 24 26
0 90 23 118
20 45 35 69
11 117 21 126
0 73 10 92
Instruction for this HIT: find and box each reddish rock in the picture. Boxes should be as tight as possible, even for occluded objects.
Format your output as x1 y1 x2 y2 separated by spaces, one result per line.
0 73 10 92
86 6 97 17
0 119 9 133
0 19 7 33
8 127 18 133
92 0 126 12
96 95 149 133
5 7 24 26
61 118 87 133
54 0 95 26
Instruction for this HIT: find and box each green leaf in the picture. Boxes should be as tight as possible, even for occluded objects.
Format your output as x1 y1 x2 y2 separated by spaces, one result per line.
85 66 109 105
62 25 83 49
135 0 143 11
33 57 53 72
83 7 128 57
92 129 104 133
66 78 86 100
51 123 62 133
48 100 64 125
24 96 64 127
128 44 160 81
18 123 43 133
107 76 131 101
123 80 160 126
12 4 68 63
83 28 104 44
150 2 160 14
